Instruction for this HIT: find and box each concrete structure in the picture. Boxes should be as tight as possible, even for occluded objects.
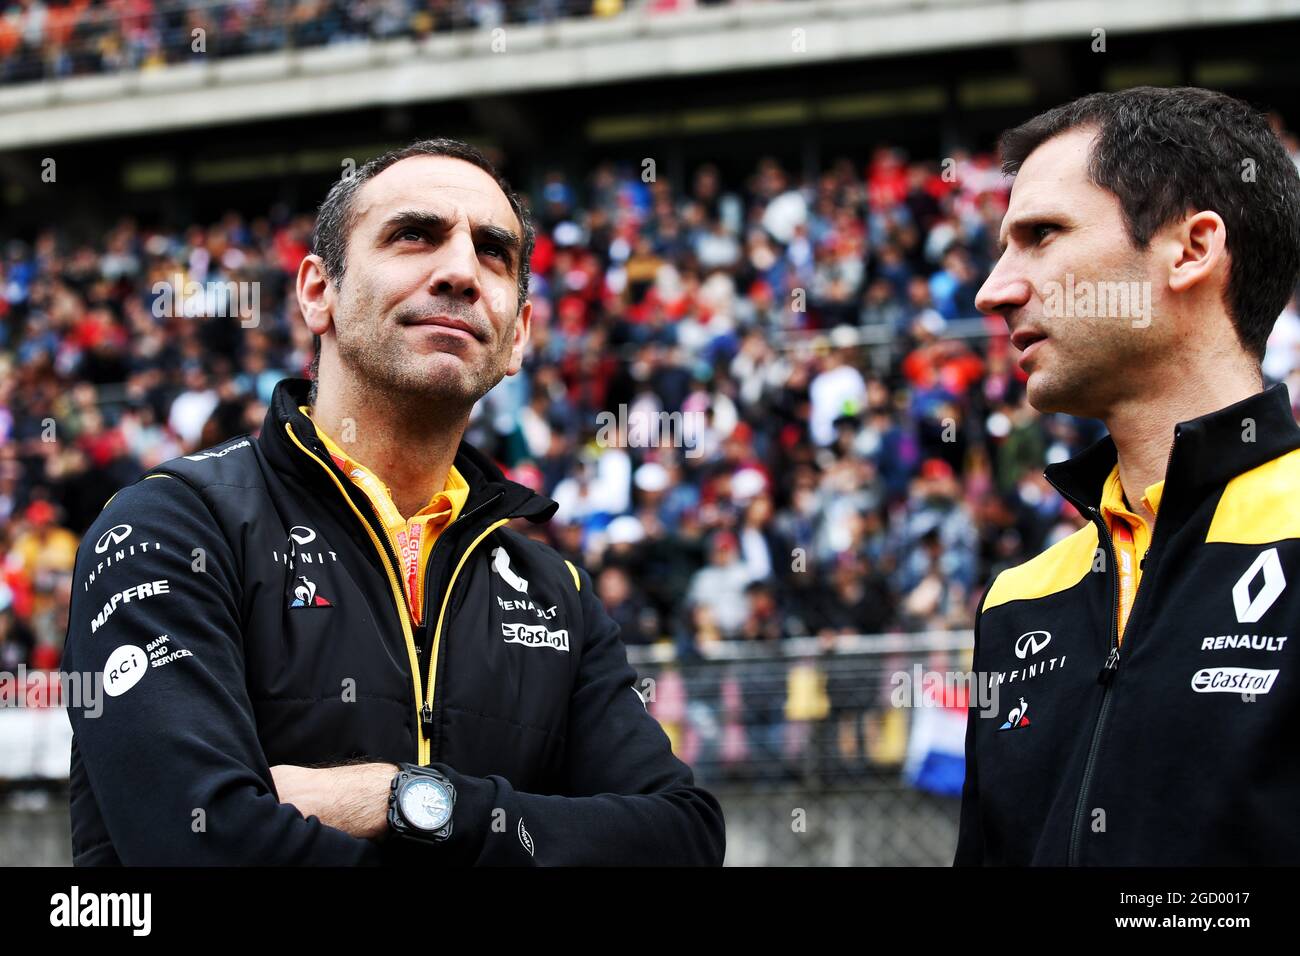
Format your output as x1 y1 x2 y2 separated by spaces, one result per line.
2 0 1297 150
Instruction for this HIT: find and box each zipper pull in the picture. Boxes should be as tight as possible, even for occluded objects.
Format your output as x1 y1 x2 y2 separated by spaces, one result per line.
421 702 434 729
1097 646 1120 685
1139 549 1149 570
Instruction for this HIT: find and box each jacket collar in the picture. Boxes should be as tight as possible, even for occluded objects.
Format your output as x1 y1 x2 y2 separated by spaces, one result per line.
1045 382 1300 515
259 377 557 524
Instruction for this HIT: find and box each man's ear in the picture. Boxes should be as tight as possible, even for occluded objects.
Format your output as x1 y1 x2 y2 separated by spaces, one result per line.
297 254 336 338
505 298 532 376
1167 210 1228 296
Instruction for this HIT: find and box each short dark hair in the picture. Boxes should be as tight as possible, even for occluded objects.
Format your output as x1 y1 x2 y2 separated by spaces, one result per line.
1000 86 1300 360
306 137 535 396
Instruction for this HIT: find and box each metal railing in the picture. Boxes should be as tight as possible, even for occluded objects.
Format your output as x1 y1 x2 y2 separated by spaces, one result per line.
630 630 972 864
628 629 971 786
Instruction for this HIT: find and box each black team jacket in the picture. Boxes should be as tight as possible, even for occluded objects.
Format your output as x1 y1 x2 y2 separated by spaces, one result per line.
957 384 1300 864
63 377 725 866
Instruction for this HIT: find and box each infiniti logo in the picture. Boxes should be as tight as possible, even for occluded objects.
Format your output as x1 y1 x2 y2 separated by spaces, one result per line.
1014 630 1052 659
95 524 133 554
289 526 317 545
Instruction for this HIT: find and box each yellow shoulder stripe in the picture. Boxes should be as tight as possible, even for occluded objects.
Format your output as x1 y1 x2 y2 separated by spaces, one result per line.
102 473 173 512
564 559 581 591
982 522 1099 612
1206 447 1300 545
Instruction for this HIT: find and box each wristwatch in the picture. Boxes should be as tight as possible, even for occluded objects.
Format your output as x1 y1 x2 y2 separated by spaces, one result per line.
387 763 456 843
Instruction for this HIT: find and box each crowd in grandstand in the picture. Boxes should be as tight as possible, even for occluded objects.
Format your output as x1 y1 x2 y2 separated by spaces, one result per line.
0 0 708 85
3 137 1300 706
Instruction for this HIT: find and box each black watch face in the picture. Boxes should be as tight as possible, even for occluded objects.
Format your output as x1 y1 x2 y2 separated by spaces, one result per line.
399 777 452 831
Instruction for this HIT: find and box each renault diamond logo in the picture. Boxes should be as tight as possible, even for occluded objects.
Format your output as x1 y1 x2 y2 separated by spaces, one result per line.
1232 548 1285 623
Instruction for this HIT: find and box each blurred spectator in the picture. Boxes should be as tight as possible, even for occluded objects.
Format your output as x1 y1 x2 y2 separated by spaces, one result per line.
686 530 754 639
0 0 621 85
10 132 1295 680
808 343 867 447
596 564 659 645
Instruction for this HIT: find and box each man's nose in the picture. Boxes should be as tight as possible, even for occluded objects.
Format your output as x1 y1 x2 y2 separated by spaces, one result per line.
975 254 1031 319
427 231 480 303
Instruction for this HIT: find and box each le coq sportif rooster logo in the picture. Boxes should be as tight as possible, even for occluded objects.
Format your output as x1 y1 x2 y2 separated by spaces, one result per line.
998 697 1031 731
289 575 333 608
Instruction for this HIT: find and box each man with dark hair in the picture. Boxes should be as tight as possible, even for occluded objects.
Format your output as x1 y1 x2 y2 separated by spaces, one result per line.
957 87 1300 864
62 138 725 865
305 138 535 403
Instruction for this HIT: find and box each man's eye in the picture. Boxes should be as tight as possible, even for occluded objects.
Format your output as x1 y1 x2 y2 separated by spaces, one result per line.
481 244 505 260
1032 224 1058 243
397 229 427 243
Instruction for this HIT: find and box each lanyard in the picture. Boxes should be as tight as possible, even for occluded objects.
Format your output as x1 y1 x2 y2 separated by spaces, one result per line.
1112 518 1137 643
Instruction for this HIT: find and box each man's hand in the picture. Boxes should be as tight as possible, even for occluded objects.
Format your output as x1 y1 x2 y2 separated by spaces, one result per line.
271 762 399 841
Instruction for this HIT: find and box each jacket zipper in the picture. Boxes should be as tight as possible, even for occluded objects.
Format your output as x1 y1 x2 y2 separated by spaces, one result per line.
419 514 511 765
290 419 527 766
1063 436 1177 865
1066 511 1120 865
285 423 428 761
414 489 506 759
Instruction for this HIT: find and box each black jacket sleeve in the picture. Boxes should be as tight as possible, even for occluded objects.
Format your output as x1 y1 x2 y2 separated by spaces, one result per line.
953 588 987 866
390 564 726 866
63 475 380 865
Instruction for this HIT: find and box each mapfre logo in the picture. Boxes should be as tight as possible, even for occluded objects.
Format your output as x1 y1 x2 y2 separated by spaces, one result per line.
90 580 170 634
1233 548 1286 623
94 524 132 554
1014 630 1051 659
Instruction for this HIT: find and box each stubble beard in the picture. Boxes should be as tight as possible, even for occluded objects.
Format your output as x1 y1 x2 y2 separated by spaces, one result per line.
336 308 514 413
1025 320 1141 419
